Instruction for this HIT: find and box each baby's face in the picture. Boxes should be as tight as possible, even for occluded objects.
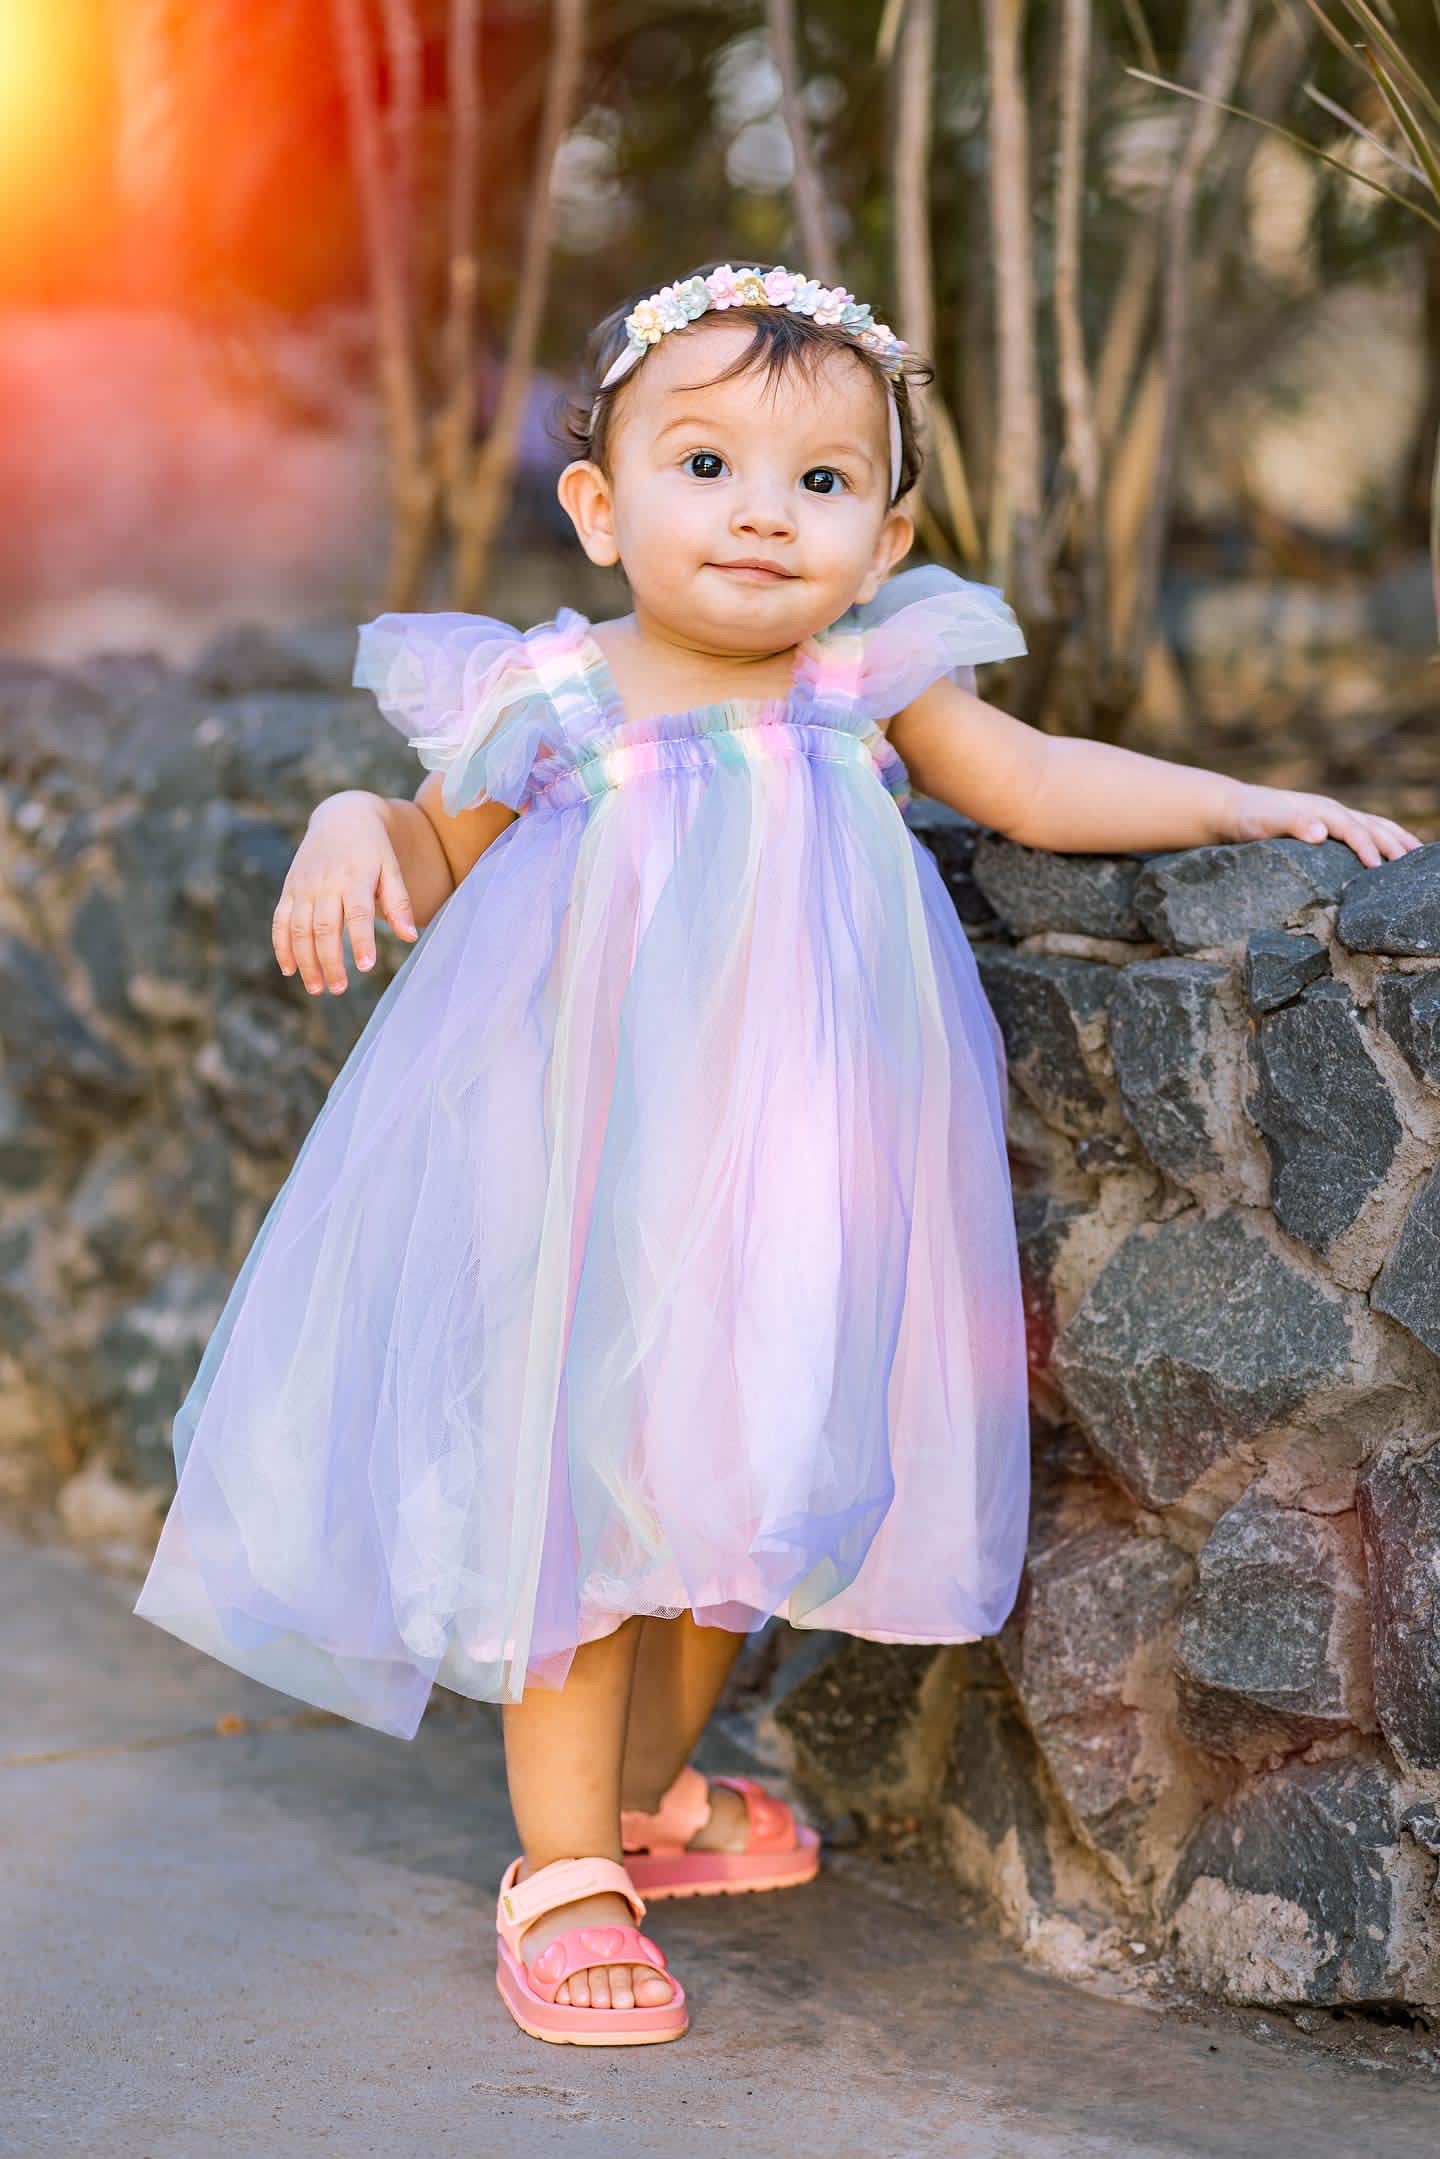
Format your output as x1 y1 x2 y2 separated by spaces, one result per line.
564 321 913 654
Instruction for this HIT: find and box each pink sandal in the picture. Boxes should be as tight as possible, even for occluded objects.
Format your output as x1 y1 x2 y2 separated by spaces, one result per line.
620 1764 821 1899
495 1855 689 2047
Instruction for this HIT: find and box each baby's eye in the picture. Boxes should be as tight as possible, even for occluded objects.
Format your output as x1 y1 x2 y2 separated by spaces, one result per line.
801 467 848 495
684 450 727 480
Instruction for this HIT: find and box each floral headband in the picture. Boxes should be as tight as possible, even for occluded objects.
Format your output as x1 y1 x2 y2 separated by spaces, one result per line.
590 264 910 499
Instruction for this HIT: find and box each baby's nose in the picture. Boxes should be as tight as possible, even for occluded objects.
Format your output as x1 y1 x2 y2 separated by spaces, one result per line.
731 482 796 537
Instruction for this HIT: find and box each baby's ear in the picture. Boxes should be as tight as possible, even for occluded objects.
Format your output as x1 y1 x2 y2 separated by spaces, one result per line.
853 506 914 604
557 460 621 567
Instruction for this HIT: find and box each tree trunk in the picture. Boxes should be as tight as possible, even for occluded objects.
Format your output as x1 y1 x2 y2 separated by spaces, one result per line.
451 0 587 607
331 0 435 607
766 0 837 279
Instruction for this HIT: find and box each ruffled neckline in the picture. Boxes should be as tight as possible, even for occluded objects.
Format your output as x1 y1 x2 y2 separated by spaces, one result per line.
563 607 830 734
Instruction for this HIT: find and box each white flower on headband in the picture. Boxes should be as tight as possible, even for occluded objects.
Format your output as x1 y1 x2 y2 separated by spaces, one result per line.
600 264 909 392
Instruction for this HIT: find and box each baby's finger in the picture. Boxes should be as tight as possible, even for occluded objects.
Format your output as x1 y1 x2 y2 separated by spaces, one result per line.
1369 814 1427 856
1333 810 1419 866
1292 802 1382 868
343 882 380 973
272 889 299 977
287 898 324 995
311 896 350 993
376 850 419 944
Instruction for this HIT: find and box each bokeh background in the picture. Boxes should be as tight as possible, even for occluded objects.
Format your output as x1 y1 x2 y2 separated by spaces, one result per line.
2 0 1438 1537
3 0 1436 812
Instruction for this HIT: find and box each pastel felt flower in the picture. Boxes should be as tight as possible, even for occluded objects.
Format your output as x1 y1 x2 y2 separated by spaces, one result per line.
705 264 744 308
654 283 694 331
858 321 901 361
734 267 768 305
763 267 799 305
787 277 825 316
812 286 854 325
625 299 665 347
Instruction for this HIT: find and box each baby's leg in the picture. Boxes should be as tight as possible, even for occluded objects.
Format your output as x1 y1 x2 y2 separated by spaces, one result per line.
501 1615 676 2011
620 1613 751 1851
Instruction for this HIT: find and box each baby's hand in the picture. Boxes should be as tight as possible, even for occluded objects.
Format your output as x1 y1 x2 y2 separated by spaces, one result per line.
1223 780 1425 871
272 790 418 995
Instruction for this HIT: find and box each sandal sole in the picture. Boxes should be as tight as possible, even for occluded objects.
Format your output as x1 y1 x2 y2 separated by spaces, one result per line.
625 1829 822 1901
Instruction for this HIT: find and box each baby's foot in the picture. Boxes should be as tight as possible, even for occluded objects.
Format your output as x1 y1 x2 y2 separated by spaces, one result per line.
514 1872 677 2011
680 1779 751 1852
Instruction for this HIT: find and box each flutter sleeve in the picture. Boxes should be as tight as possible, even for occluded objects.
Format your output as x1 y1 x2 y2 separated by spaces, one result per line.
848 563 1027 718
352 610 558 813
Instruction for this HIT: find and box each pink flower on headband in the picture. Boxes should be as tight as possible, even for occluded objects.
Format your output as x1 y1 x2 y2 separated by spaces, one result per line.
762 267 800 306
812 286 854 326
705 264 767 310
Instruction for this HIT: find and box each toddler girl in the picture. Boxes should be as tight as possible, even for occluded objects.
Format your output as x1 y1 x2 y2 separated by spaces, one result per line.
134 261 1421 2048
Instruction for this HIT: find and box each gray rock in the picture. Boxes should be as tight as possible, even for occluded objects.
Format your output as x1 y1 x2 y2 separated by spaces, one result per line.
1134 839 1361 952
997 1523 1192 1864
1248 981 1400 1253
110 805 223 1005
971 836 1147 941
0 937 144 1118
221 690 415 807
1336 842 1440 956
191 619 361 698
1174 1486 1361 1759
1370 1162 1440 1359
768 1635 961 1815
938 1655 1068 1922
1014 1194 1087 1414
1355 1447 1440 1770
99 679 228 810
1108 959 1230 1187
1375 969 1440 1088
70 885 134 1022
1073 1131 1138 1174
907 803 1001 933
92 1264 234 1487
0 657 112 798
1243 930 1330 1015
1053 1213 1352 1509
1168 1760 1410 2005
200 997 332 1158
1400 1802 1440 1857
975 949 1119 1134
215 814 303 990
0 1080 67 1191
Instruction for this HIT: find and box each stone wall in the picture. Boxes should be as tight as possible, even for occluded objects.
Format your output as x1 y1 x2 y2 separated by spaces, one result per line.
4 636 1440 2011
0 631 416 1537
759 803 1440 2012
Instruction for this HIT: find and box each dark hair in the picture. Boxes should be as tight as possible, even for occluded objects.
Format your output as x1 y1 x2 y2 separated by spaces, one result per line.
553 261 934 506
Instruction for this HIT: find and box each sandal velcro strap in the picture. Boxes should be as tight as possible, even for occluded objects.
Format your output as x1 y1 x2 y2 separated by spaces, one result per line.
526 1924 670 2005
497 1855 646 1940
619 1763 714 1853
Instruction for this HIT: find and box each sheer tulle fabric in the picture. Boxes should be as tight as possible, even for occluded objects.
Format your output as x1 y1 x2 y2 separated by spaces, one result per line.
134 567 1032 1740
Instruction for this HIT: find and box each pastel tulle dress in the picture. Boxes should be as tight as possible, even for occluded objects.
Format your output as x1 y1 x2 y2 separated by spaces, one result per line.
134 562 1032 1741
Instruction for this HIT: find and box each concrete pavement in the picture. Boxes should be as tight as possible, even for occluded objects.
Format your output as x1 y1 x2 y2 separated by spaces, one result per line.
5 1529 1440 2159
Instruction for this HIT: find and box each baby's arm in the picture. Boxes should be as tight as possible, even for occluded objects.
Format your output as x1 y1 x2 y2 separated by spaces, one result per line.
273 778 518 995
887 677 1423 868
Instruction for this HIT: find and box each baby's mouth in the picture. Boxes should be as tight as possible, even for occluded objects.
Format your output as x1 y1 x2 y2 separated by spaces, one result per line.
709 559 799 582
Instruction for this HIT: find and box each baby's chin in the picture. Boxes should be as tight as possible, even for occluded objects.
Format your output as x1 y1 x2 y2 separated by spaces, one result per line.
662 570 857 653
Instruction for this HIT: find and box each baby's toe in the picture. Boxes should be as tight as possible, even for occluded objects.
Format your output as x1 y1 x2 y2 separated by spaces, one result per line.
634 1964 675 2006
587 1964 612 2010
